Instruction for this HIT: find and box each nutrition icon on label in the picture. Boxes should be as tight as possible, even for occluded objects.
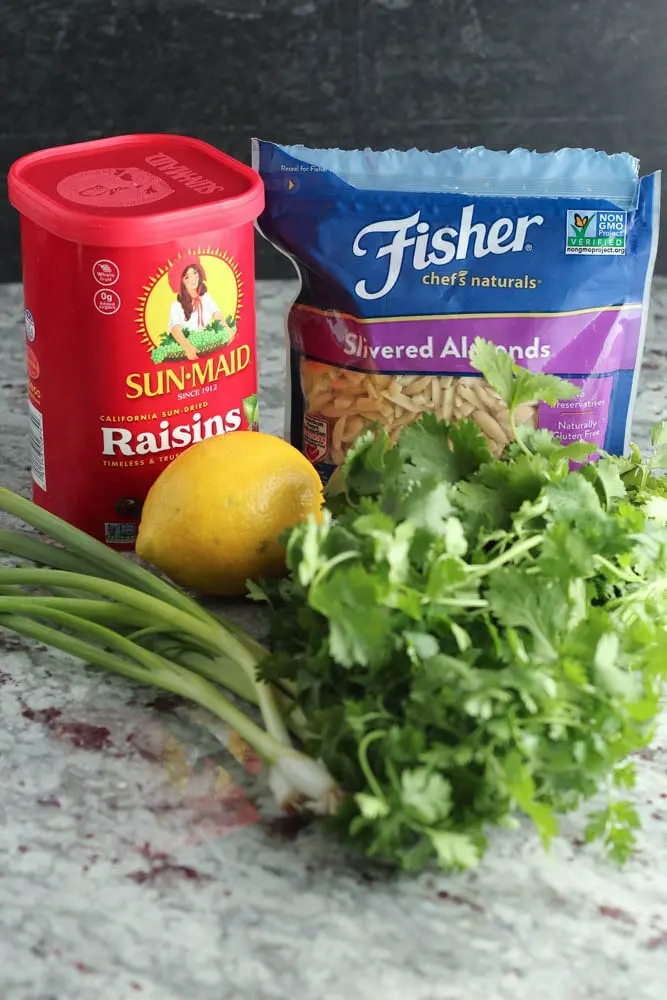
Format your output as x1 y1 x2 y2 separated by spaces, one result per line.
93 259 120 285
24 308 35 341
94 288 121 315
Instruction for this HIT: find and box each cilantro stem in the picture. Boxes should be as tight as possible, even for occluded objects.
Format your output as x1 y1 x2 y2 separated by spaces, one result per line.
608 577 667 609
358 730 389 804
526 716 586 731
467 535 543 575
593 555 642 584
509 409 531 457
312 551 360 586
431 596 489 609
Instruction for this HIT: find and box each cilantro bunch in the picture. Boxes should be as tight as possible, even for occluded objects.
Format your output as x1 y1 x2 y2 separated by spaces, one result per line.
256 340 667 871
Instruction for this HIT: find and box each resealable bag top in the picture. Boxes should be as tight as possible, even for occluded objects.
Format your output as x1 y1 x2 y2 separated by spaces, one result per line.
252 140 660 481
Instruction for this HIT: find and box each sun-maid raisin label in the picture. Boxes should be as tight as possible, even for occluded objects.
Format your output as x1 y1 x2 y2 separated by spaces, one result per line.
104 249 247 459
21 224 258 547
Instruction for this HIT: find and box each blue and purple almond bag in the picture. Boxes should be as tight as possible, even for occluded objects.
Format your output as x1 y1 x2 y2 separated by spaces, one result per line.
252 140 660 481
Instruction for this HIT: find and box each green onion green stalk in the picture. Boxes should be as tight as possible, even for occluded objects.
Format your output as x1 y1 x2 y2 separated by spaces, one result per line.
0 487 341 816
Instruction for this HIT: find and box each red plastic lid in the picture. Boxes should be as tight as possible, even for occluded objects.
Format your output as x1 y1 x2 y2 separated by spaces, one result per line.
8 133 264 247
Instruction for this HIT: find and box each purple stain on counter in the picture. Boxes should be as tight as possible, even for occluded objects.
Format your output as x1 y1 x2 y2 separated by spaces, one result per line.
21 705 112 752
128 864 205 885
54 722 111 751
22 707 62 723
127 841 210 885
599 905 637 925
139 842 169 862
645 930 667 950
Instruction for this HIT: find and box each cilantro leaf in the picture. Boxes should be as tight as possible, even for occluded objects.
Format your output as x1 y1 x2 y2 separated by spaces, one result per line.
401 768 452 825
515 425 596 464
398 413 491 483
469 337 580 410
580 459 627 511
468 338 515 401
511 369 580 409
308 564 395 668
504 752 560 848
487 568 568 660
399 481 453 534
429 831 481 870
342 426 403 501
585 801 641 865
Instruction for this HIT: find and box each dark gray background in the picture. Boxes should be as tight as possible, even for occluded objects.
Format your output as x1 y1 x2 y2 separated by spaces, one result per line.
2 0 666 279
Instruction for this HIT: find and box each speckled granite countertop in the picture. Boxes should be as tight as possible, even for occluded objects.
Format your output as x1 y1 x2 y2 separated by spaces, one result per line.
2 280 667 1000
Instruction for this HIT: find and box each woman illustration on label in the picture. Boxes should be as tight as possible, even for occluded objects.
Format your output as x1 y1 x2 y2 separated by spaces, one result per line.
168 256 232 361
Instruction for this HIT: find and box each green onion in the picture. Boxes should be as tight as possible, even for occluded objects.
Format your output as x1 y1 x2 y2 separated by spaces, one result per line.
0 488 342 815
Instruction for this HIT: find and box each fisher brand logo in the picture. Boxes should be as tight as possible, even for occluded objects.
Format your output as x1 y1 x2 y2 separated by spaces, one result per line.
352 206 544 300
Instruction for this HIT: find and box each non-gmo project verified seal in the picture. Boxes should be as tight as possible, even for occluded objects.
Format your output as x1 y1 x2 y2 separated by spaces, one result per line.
565 209 626 255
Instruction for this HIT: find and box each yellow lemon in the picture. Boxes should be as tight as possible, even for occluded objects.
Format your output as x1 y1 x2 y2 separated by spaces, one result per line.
136 431 323 596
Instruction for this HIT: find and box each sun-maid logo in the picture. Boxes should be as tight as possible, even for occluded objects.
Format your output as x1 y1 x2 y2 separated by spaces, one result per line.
145 153 225 195
565 209 626 255
352 206 544 300
127 247 247 400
